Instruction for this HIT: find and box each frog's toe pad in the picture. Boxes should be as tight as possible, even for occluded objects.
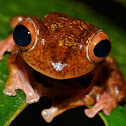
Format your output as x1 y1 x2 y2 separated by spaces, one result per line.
41 107 58 123
26 93 40 104
3 88 16 96
84 92 117 118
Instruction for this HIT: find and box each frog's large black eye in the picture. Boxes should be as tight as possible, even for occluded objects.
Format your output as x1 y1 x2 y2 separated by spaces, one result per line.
94 40 111 57
13 25 31 47
88 32 111 63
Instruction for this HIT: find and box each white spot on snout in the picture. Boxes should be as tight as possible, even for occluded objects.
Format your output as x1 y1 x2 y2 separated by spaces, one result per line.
51 61 67 72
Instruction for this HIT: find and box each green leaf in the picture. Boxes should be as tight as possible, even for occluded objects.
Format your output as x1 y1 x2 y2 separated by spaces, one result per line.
99 105 126 126
0 0 126 126
0 54 28 126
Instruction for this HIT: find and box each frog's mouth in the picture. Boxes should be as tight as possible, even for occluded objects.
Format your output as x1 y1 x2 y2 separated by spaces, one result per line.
34 69 93 87
87 30 111 63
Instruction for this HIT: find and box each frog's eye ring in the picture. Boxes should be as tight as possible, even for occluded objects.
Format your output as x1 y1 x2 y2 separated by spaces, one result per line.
13 25 31 47
88 32 111 63
13 18 36 52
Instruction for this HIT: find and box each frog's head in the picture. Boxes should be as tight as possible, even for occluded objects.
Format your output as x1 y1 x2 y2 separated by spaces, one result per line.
13 16 111 79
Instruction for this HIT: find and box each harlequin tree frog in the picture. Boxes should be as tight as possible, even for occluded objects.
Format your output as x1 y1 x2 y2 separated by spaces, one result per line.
0 12 126 123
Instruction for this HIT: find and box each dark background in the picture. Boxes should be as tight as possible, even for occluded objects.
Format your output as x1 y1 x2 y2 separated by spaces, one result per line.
11 96 104 126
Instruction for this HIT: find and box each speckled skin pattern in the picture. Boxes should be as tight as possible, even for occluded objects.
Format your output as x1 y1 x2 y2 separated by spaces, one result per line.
21 12 101 79
0 12 126 123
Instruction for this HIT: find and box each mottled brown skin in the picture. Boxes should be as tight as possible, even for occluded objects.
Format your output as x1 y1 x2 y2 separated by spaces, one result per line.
19 12 102 79
0 12 126 123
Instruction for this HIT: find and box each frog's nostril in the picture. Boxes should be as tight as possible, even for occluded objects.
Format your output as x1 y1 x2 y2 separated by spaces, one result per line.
94 39 111 58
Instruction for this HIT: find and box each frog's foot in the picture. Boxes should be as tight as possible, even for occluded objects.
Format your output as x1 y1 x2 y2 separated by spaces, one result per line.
42 107 58 123
3 67 41 104
4 87 40 104
41 85 95 123
26 83 44 104
26 92 40 104
0 34 15 60
3 51 43 104
84 92 117 118
3 88 16 96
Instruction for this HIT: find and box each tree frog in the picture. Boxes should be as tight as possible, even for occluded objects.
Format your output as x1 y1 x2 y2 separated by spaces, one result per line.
0 12 126 123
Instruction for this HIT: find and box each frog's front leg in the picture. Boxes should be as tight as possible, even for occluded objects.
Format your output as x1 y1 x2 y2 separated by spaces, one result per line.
41 84 102 123
0 34 15 60
41 56 126 123
3 46 42 103
85 56 126 117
